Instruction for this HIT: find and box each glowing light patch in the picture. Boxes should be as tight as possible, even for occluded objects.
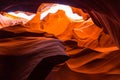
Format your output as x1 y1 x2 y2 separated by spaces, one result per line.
40 4 83 20
8 4 83 21
8 12 35 20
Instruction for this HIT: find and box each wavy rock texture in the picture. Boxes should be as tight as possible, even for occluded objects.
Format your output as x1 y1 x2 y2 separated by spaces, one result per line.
0 2 120 80
38 3 120 80
46 49 120 80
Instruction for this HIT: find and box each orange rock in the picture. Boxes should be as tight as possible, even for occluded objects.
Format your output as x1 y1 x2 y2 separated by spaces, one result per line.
40 10 71 38
24 12 43 33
